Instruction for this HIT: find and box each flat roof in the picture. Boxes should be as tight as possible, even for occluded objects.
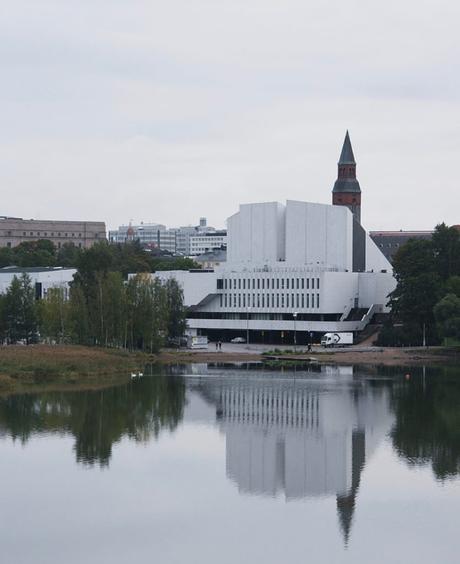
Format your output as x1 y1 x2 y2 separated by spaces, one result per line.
0 266 76 273
369 231 434 237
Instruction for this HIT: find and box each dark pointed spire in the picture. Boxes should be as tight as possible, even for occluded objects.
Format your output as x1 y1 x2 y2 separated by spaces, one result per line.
332 130 362 222
336 430 366 546
337 492 356 546
338 131 356 164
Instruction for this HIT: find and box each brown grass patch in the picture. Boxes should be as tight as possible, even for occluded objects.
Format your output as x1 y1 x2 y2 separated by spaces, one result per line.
0 344 147 394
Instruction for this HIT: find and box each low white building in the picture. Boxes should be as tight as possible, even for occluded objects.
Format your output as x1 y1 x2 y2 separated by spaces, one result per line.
189 231 227 256
0 267 76 299
155 199 395 343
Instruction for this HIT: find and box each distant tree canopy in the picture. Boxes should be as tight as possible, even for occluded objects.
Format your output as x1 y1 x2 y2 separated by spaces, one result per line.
380 223 460 346
0 239 201 273
0 240 59 268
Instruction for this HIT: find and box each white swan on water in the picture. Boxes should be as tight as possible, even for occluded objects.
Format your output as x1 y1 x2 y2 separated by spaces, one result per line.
131 372 144 379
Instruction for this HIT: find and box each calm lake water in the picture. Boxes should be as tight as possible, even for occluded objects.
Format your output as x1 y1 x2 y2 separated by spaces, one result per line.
1 363 459 564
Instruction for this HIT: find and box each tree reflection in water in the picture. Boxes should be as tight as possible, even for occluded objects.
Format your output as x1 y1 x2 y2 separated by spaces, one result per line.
0 365 186 467
1 363 460 481
391 365 460 480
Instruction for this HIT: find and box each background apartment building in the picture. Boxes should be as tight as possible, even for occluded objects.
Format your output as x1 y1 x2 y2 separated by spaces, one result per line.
189 230 227 256
109 217 227 256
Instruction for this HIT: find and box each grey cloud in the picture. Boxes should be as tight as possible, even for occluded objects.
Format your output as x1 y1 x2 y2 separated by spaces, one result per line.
1 0 460 230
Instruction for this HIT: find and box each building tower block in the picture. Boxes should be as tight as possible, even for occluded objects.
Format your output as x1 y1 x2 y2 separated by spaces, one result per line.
332 131 362 223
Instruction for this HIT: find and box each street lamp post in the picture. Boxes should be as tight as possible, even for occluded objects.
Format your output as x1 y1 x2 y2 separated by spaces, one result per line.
293 312 298 353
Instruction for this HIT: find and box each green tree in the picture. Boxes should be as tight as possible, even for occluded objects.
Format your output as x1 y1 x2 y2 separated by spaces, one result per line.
68 285 90 345
0 294 6 342
39 287 71 343
99 271 126 347
151 256 201 271
3 274 38 343
13 240 56 267
434 293 460 342
445 275 460 297
387 226 460 345
126 274 167 352
164 278 187 339
431 223 460 280
56 243 81 267
0 247 14 268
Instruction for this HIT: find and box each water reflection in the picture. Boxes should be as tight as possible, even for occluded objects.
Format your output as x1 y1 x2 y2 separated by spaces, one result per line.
185 365 394 543
0 368 185 467
0 361 459 546
391 365 460 480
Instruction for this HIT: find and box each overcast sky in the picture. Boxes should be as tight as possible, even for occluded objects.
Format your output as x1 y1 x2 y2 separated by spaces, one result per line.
1 0 459 231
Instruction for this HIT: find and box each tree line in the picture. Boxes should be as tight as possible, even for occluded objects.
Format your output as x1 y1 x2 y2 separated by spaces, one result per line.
0 239 200 272
0 242 189 351
378 223 460 346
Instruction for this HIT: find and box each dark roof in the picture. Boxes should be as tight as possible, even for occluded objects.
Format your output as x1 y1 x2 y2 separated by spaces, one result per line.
195 249 227 262
332 179 361 193
338 131 356 164
0 266 75 274
369 231 433 237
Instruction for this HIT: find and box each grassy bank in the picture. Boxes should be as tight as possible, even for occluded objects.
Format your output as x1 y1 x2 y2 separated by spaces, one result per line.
1 344 459 395
0 345 148 393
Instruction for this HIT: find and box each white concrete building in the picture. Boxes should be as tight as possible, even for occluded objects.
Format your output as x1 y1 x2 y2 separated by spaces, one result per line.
156 199 394 342
0 267 76 299
153 134 396 343
189 231 227 256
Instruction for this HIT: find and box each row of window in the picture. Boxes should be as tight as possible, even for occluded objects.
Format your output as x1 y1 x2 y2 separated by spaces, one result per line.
6 241 83 249
220 277 320 291
191 237 226 242
3 230 99 238
220 292 320 309
379 242 400 248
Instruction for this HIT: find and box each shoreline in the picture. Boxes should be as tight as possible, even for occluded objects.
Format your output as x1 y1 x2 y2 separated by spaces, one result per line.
0 344 458 396
156 345 459 367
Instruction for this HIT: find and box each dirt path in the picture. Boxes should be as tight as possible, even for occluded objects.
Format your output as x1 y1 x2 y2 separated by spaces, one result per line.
157 346 458 367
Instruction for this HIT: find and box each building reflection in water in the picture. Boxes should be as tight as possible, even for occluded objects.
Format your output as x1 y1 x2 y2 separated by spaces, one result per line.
187 365 394 543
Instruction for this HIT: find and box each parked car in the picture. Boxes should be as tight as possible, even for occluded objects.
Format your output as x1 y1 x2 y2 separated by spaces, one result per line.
231 337 246 344
166 336 188 348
